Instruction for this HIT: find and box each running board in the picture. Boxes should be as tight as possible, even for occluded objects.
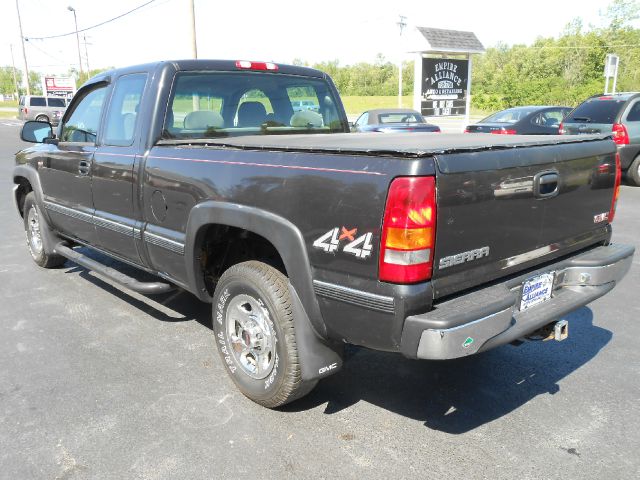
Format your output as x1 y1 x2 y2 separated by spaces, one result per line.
54 243 175 295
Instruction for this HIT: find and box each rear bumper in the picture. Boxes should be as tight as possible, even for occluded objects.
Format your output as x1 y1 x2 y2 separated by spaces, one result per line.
400 243 634 360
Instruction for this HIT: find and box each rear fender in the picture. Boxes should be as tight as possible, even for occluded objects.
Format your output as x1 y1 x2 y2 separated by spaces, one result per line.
185 201 343 381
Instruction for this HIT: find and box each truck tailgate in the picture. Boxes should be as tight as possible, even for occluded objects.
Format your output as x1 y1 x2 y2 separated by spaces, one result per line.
431 138 617 298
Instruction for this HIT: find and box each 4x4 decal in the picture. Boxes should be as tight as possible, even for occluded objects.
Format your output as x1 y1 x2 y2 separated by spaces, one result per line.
313 227 373 259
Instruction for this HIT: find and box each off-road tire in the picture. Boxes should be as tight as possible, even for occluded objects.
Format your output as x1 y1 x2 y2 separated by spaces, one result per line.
212 261 317 408
23 192 65 268
627 155 640 187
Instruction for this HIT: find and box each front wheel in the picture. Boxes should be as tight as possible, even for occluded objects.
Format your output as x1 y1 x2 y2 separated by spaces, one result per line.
627 155 640 187
23 192 65 268
212 261 317 408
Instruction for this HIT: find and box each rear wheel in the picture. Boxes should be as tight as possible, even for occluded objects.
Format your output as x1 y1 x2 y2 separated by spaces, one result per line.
212 261 317 408
23 192 65 268
627 155 640 187
35 114 49 123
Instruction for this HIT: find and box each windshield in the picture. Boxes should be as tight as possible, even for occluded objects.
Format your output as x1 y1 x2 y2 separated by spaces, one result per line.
482 107 538 123
563 97 627 124
163 71 346 139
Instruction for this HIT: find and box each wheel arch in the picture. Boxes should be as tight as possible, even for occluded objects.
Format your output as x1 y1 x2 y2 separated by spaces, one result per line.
185 201 326 338
13 165 44 219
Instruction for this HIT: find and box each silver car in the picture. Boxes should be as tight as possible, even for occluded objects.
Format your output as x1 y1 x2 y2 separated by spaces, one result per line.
18 96 67 125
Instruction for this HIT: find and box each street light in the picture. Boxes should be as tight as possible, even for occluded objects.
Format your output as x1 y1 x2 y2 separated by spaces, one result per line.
67 6 84 78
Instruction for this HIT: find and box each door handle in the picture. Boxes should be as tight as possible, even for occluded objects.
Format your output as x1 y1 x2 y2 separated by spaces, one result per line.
534 171 559 198
78 160 91 176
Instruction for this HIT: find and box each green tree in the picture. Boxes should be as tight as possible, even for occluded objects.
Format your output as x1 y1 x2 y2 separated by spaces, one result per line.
0 66 22 96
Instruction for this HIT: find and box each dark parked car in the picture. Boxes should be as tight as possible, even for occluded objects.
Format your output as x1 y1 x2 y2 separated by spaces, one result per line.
352 108 440 133
560 93 640 186
466 106 572 135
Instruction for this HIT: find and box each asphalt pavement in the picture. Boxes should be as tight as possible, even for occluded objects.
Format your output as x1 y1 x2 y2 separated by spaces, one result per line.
1 123 639 479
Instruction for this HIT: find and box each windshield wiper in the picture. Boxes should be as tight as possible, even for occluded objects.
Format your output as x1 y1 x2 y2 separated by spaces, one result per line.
571 116 591 122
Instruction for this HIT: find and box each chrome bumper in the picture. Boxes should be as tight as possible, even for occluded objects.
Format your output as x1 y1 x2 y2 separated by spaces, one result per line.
402 244 634 360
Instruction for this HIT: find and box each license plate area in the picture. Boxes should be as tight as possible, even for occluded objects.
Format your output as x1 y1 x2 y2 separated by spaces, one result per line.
520 272 555 311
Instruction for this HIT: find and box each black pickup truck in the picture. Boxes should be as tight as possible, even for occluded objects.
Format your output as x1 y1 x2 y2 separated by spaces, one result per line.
13 60 634 407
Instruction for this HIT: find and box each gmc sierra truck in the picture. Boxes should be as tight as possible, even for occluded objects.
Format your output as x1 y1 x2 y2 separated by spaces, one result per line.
13 60 634 407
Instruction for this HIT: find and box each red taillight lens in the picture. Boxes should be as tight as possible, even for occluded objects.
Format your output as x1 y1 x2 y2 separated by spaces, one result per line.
609 152 622 223
24 107 28 114
463 128 470 133
612 123 629 145
558 122 565 135
235 60 278 71
379 177 436 284
490 128 517 135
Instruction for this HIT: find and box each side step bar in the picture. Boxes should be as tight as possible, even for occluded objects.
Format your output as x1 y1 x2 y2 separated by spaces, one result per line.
54 243 175 295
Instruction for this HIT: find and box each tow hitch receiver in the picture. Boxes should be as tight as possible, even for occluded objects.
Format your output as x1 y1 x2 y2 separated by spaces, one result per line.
554 320 569 341
525 320 569 342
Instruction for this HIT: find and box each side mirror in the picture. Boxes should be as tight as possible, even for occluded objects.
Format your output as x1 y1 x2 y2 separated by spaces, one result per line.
21 121 53 143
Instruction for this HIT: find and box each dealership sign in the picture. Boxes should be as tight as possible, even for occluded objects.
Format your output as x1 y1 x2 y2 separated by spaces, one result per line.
42 76 76 98
421 58 469 117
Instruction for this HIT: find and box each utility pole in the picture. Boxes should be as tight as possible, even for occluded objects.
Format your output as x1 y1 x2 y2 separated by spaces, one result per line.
397 15 407 108
68 6 84 79
15 0 30 95
189 0 198 59
10 44 20 100
83 34 90 73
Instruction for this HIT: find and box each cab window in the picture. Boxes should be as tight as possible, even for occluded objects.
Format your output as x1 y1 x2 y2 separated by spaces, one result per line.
103 74 147 146
60 86 107 143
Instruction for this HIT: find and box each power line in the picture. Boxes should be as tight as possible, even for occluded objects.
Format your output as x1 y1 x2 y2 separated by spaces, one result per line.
25 40 67 65
25 0 158 41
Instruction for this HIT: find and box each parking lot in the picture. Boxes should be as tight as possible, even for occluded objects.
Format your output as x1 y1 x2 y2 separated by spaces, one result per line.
1 122 639 479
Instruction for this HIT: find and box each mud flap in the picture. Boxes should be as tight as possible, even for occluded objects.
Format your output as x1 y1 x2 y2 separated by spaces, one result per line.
288 282 343 381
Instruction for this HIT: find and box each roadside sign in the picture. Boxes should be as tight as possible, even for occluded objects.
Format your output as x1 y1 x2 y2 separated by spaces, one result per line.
42 76 76 99
604 54 619 78
420 58 469 117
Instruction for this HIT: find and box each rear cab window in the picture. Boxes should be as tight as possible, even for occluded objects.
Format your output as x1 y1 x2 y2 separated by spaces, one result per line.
564 97 627 124
379 113 424 124
482 107 538 123
163 71 345 139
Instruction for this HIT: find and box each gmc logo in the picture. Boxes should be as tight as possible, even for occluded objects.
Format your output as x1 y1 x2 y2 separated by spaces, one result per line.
319 363 338 375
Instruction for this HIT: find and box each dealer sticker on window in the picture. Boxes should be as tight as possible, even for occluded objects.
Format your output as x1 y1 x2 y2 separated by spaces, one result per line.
520 272 555 311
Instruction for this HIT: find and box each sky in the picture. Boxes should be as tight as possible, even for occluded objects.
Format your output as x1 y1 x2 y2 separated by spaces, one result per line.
0 0 633 81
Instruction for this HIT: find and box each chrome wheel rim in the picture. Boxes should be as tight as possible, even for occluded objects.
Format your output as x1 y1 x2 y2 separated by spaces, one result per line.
225 294 276 379
27 206 43 255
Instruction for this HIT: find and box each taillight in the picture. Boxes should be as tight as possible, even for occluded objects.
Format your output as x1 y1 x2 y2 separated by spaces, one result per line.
379 177 436 284
24 107 28 114
558 122 565 134
463 128 470 133
490 128 517 135
609 152 622 223
235 60 278 71
612 123 629 145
